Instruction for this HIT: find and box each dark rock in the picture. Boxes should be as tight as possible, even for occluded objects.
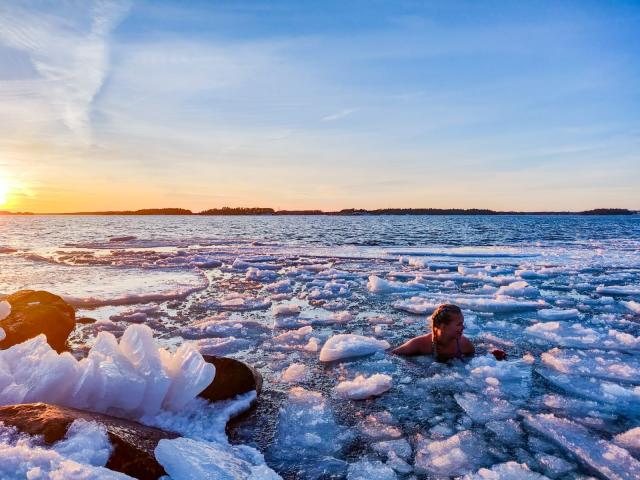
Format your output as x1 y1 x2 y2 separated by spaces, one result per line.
0 290 75 352
199 355 263 402
0 403 177 480
76 316 97 324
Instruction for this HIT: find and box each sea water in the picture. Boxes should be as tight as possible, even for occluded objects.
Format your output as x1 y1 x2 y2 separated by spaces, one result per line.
0 214 639 479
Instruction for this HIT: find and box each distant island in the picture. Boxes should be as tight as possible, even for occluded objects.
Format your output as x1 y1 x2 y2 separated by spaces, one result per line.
1 208 637 216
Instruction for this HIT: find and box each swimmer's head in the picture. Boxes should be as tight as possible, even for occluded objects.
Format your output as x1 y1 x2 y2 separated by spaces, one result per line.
431 303 464 341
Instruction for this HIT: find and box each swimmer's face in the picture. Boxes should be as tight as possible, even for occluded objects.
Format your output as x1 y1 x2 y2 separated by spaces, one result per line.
437 312 464 340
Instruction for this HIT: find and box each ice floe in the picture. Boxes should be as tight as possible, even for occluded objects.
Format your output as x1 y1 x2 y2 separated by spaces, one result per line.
485 419 525 445
179 315 268 339
270 326 320 352
195 336 254 355
155 436 281 480
526 321 640 351
280 363 309 383
496 281 539 298
246 267 279 282
462 461 549 479
537 308 580 321
454 296 546 313
516 269 552 279
272 303 301 316
319 334 390 362
264 279 293 293
465 355 533 400
371 438 412 461
537 369 640 415
206 293 271 312
346 459 397 480
454 392 516 424
541 348 640 383
358 412 402 441
597 285 640 296
622 300 640 314
367 276 424 293
232 258 280 271
391 296 438 314
414 430 487 477
523 413 640 480
334 374 392 400
614 427 640 456
268 387 349 474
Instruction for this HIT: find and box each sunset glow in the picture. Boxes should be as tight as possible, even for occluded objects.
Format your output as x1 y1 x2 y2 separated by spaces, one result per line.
0 177 9 206
0 1 638 213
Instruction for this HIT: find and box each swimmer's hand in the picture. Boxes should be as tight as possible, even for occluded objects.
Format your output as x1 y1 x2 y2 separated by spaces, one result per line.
491 349 507 361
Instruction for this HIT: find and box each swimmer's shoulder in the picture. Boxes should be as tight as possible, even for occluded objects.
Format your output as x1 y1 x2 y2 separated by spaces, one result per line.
392 333 433 355
459 335 475 354
415 333 434 352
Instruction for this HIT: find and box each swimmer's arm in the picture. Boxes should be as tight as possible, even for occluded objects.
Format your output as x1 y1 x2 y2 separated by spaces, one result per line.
391 335 431 356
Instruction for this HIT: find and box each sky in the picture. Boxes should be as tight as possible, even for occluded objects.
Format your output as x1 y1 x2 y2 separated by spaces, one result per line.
0 0 638 213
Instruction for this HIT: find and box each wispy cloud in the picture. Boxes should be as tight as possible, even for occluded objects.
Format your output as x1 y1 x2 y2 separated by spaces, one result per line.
321 108 356 122
0 1 130 143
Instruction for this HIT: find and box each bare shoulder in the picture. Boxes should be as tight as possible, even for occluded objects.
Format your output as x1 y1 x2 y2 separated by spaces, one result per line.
460 335 475 354
392 333 433 355
413 333 433 350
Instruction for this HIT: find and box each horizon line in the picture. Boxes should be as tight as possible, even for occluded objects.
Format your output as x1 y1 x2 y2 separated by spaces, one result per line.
1 207 637 216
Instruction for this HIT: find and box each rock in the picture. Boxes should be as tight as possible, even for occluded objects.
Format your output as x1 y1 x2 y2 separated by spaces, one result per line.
0 402 177 480
0 290 75 352
199 355 263 402
77 316 97 324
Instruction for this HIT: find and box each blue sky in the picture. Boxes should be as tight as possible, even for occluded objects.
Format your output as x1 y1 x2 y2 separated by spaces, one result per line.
0 0 638 212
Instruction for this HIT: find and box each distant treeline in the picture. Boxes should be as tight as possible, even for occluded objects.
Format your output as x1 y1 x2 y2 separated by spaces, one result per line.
0 211 34 215
56 208 193 215
3 207 637 216
199 207 275 215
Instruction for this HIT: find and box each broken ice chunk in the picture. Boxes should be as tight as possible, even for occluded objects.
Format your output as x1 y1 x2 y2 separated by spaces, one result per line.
523 412 640 480
319 334 390 362
335 374 392 400
414 430 487 477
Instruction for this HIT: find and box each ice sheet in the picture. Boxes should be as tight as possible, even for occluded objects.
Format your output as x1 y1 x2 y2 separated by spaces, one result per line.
414 430 488 477
541 348 640 383
155 437 281 480
268 387 348 472
523 413 640 480
526 321 640 351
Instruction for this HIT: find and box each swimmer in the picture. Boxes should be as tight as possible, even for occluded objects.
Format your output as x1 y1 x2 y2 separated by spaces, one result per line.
392 303 506 361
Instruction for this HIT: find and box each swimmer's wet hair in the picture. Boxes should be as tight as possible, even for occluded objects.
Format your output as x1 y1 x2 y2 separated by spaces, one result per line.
431 304 462 329
431 304 462 359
